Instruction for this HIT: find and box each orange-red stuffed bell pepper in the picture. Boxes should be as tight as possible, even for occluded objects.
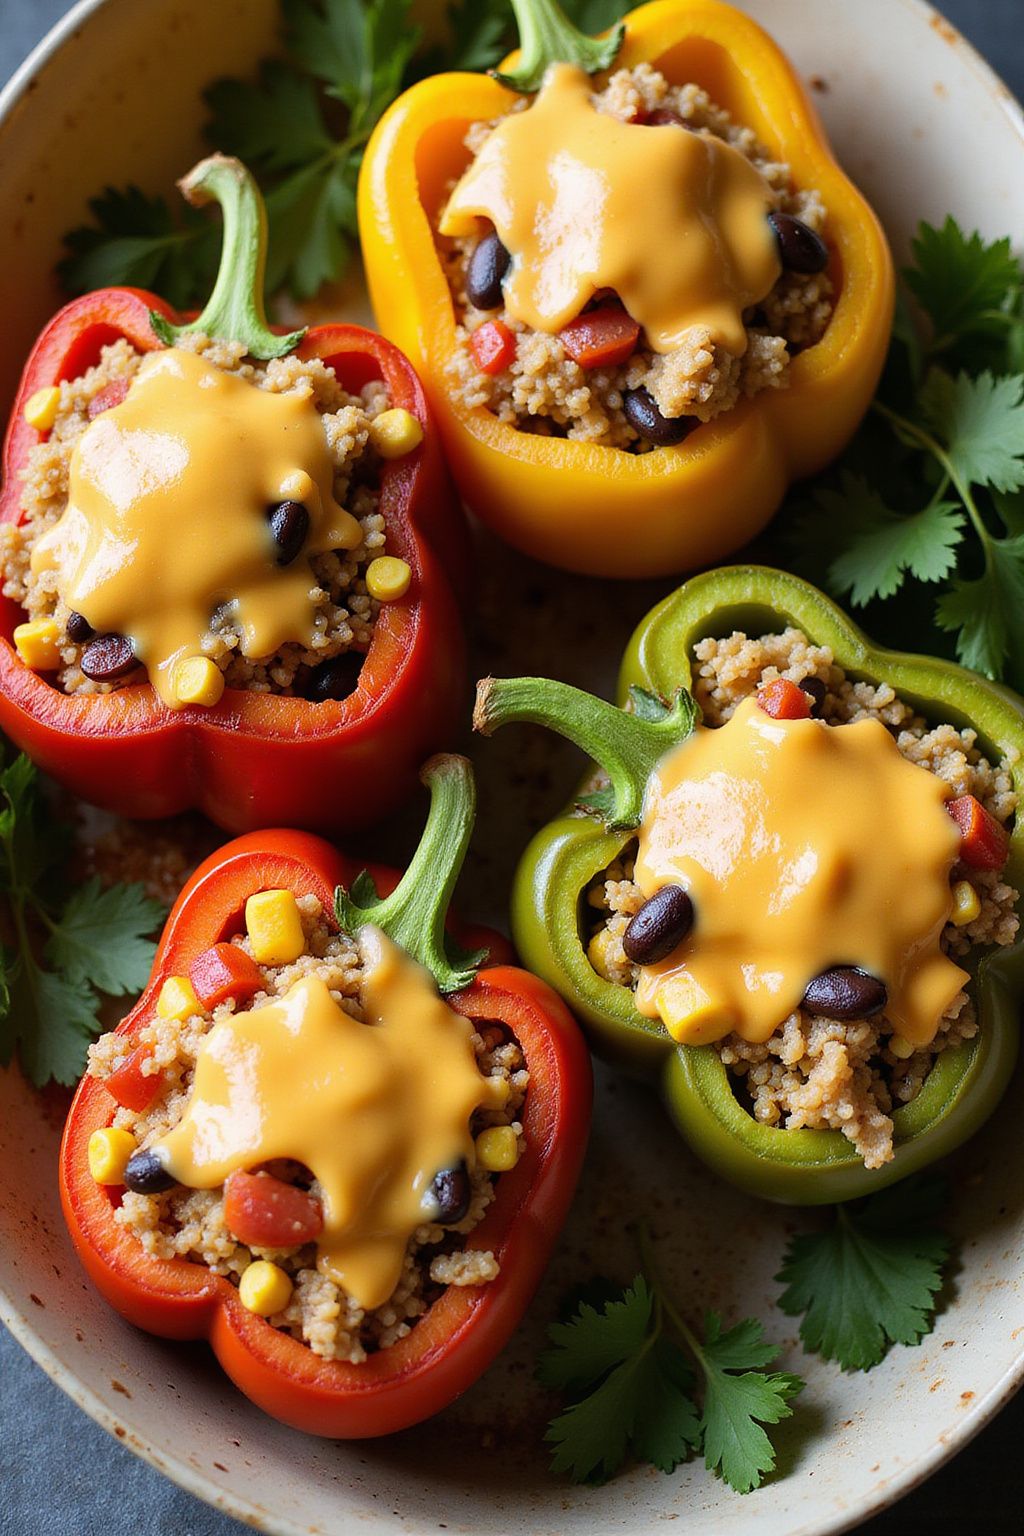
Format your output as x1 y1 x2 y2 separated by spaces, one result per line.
359 0 893 577
0 155 467 834
60 755 592 1437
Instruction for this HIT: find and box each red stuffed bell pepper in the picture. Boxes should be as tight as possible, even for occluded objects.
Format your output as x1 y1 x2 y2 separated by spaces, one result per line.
60 755 592 1437
0 155 467 835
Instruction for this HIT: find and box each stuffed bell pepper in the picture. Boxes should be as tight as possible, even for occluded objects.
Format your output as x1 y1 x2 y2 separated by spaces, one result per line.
60 755 591 1437
360 0 893 576
0 154 466 834
475 568 1024 1204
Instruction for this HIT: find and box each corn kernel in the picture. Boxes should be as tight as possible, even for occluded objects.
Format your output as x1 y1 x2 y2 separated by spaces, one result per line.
245 889 305 965
238 1260 293 1317
366 556 412 603
889 1034 915 1060
369 407 423 459
655 974 735 1045
172 654 225 709
23 386 61 432
156 975 201 1021
476 1124 520 1172
88 1126 137 1185
951 879 981 927
587 927 618 982
13 618 62 671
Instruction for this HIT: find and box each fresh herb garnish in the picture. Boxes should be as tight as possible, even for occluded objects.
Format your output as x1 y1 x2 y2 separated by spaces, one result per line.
775 1175 951 1372
539 1245 804 1493
782 216 1024 688
0 751 164 1088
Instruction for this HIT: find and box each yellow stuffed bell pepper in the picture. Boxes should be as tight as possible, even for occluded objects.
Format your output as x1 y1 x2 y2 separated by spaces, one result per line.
359 0 894 578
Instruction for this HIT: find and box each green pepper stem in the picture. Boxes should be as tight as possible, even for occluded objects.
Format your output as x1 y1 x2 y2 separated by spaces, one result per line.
494 0 625 93
474 676 697 830
150 155 306 361
334 754 485 994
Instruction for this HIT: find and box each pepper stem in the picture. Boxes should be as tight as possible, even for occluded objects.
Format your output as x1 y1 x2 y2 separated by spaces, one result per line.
494 0 625 94
334 754 486 994
150 155 306 361
474 676 698 830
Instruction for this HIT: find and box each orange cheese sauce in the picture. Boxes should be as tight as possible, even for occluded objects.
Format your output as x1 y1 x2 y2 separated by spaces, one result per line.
440 63 780 355
154 928 504 1310
633 697 967 1047
31 347 362 708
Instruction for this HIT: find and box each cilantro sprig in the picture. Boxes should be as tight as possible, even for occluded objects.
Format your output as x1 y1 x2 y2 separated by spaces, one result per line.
783 216 1024 689
58 0 624 307
0 751 164 1088
776 1175 951 1372
539 1238 804 1494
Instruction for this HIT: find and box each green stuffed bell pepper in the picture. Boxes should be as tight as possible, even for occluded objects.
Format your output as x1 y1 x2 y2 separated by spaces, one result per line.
474 566 1024 1205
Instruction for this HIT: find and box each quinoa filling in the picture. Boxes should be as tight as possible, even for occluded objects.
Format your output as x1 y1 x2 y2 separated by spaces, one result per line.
88 894 527 1363
1 332 392 700
585 629 1019 1169
442 64 833 451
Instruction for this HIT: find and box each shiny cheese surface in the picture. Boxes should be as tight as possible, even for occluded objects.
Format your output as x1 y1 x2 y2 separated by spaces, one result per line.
440 64 780 355
31 348 362 708
633 696 967 1047
155 927 503 1310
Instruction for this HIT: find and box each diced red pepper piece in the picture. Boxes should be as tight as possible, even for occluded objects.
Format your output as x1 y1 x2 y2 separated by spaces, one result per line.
224 1170 324 1249
947 794 1010 869
470 319 516 376
105 1045 162 1113
756 677 812 721
189 942 266 1011
559 304 641 370
87 379 129 419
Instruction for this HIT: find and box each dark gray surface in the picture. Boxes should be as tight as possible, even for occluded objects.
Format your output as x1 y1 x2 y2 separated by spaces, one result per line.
1 0 1023 1532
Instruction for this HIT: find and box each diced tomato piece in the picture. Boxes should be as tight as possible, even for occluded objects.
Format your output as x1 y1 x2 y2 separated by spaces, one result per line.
224 1170 324 1249
947 794 1010 869
559 304 641 370
470 320 516 376
189 942 266 1011
105 1045 162 1113
87 379 129 419
756 677 812 721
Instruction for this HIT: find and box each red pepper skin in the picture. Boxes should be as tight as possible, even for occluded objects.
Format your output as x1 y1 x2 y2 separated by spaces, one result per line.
757 677 812 720
947 794 1010 870
559 305 641 370
224 1171 324 1248
0 290 469 835
470 319 517 375
59 830 590 1438
189 942 266 1011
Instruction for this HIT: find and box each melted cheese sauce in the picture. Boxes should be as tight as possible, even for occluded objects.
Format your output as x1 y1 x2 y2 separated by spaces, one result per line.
440 64 780 355
154 928 504 1310
31 348 362 708
633 696 967 1047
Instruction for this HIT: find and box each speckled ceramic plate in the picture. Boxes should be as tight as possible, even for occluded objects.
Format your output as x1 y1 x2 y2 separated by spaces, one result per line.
1 2 1023 1532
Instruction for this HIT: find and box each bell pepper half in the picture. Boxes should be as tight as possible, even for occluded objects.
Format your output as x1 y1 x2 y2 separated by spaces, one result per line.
60 754 592 1437
359 0 894 578
0 156 468 835
474 567 1024 1204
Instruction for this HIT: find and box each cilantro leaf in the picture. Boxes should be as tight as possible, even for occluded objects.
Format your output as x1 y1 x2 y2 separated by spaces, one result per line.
205 62 333 174
776 1175 951 1372
824 473 964 606
46 877 165 997
538 1275 655 1392
412 0 511 78
545 1351 652 1483
699 1313 803 1495
905 217 1022 351
285 0 420 135
264 159 358 298
935 535 1024 680
631 1339 701 1474
59 185 218 310
921 368 1024 492
562 0 629 30
0 952 100 1089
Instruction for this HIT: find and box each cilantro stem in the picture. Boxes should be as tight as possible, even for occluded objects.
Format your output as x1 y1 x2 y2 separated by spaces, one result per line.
637 1224 707 1370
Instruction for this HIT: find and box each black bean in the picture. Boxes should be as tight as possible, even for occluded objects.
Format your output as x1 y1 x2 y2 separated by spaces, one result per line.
123 1148 176 1194
803 966 887 1021
799 676 827 715
65 611 94 643
623 388 697 446
623 885 694 966
269 500 310 566
466 230 512 311
301 652 364 703
767 211 829 274
80 633 136 681
425 1162 471 1225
